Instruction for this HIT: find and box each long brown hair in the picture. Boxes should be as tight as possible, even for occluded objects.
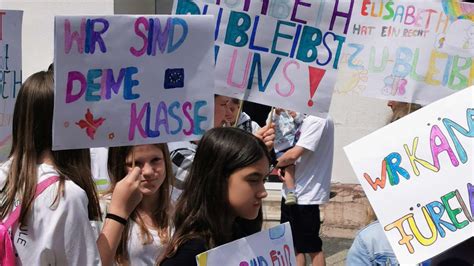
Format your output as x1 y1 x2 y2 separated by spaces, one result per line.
0 70 101 224
108 144 173 265
160 127 270 263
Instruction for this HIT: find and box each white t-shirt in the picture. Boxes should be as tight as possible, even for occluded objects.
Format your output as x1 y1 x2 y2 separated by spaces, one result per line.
237 112 261 134
167 141 197 202
0 161 101 265
282 115 334 205
90 147 110 193
127 221 166 265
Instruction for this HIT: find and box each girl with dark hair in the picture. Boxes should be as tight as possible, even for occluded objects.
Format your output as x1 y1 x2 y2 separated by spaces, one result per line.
160 127 271 265
0 69 142 265
107 144 173 265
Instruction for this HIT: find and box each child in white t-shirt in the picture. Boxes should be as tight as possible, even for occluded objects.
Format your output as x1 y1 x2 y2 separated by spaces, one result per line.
269 108 305 205
0 69 143 265
227 98 261 134
276 115 334 266
106 144 173 264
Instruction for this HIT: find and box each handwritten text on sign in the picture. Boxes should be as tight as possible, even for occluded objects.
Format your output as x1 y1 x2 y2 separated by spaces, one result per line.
336 1 474 105
196 222 296 266
53 15 215 150
344 86 474 264
0 10 22 160
174 0 355 117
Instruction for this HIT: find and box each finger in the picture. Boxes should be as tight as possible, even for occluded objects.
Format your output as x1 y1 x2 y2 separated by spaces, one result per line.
263 134 274 143
278 171 286 182
264 140 274 148
253 131 263 140
263 134 275 142
259 124 269 132
125 167 141 182
263 128 275 138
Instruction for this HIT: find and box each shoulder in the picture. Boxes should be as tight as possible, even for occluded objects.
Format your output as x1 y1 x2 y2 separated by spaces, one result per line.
0 159 11 189
161 238 207 266
180 238 207 252
298 116 333 140
38 164 89 208
353 221 395 255
250 121 261 133
168 141 197 153
63 180 89 205
348 221 399 265
169 142 196 164
356 221 385 239
239 112 251 123
302 115 325 127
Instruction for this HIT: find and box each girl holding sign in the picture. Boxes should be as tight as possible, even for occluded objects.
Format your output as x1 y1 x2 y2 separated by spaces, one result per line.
159 127 271 265
0 69 143 265
106 144 173 265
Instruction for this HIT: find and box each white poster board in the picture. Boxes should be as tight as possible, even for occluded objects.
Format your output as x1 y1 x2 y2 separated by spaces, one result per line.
173 0 355 117
0 10 22 161
336 0 474 105
53 15 215 150
344 86 474 264
196 222 296 266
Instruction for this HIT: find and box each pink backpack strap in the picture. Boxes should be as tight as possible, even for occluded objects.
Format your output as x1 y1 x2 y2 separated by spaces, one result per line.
0 175 59 265
3 176 60 228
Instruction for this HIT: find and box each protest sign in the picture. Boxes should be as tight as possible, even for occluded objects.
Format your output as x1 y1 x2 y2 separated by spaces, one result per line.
173 0 355 117
196 222 296 266
344 86 474 264
53 15 215 150
0 10 22 161
336 0 474 105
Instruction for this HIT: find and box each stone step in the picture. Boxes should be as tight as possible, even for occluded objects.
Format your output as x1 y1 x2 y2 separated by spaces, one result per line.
261 183 373 239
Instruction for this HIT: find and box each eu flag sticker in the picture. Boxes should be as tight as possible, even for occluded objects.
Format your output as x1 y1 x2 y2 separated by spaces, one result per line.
164 68 185 89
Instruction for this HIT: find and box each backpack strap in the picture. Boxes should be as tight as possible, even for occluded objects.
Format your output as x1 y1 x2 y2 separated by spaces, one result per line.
3 176 60 228
0 175 59 265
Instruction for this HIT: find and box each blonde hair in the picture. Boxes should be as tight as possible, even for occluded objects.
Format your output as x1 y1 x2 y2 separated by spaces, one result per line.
389 102 422 123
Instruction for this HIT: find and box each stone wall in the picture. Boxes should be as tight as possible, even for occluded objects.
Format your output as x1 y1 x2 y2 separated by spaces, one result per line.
262 183 372 239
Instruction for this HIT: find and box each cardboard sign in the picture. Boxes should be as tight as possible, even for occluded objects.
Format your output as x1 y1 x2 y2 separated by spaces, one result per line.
173 0 355 117
344 86 474 264
0 10 22 161
196 222 296 266
336 0 474 105
53 15 215 150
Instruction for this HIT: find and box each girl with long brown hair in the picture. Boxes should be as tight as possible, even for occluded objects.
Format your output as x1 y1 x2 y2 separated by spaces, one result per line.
0 69 143 265
160 127 271 265
107 144 173 265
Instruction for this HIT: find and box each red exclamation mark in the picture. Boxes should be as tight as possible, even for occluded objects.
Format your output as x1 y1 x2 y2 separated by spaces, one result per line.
307 66 326 107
